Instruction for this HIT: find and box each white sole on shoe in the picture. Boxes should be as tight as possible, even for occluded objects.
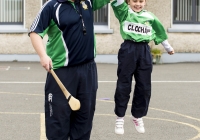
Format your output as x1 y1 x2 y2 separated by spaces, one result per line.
134 126 145 133
115 128 124 135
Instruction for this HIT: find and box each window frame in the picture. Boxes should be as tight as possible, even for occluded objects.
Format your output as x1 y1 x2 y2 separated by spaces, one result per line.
173 0 199 24
93 5 108 25
41 0 113 34
168 0 200 33
0 0 24 25
0 0 27 33
94 4 113 34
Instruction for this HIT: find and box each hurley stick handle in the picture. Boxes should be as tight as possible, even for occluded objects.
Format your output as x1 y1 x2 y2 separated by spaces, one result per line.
50 69 70 99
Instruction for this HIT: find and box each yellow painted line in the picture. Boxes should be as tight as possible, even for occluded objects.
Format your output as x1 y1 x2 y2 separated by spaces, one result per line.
97 99 200 122
9 67 30 70
0 66 10 70
0 112 40 115
0 81 200 83
150 107 200 122
0 112 46 139
1 112 199 140
0 94 200 139
39 113 200 140
40 113 46 140
0 92 44 96
94 114 200 140
0 97 199 122
0 92 10 94
0 82 45 84
145 117 200 140
0 106 199 139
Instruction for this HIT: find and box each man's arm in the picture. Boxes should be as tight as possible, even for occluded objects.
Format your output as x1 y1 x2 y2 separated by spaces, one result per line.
30 32 52 71
93 0 110 11
116 0 123 5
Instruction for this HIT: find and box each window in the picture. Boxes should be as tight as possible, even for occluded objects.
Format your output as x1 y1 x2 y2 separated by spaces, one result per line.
93 5 112 33
168 0 200 32
42 0 112 33
0 0 27 33
173 0 200 24
0 0 23 25
43 0 108 25
94 5 108 25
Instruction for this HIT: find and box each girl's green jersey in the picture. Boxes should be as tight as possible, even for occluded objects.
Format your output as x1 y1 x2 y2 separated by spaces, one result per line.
111 1 168 45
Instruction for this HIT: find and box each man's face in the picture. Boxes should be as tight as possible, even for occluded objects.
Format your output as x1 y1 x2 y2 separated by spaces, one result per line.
128 0 146 12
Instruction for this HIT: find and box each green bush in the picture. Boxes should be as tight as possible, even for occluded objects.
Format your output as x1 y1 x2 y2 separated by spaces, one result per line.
151 48 162 55
150 48 162 64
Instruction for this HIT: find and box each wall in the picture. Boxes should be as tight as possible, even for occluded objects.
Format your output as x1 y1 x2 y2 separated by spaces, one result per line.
96 0 200 55
0 0 199 57
0 0 41 54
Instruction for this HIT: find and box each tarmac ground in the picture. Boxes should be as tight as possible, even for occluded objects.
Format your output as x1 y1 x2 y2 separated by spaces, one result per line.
0 62 200 140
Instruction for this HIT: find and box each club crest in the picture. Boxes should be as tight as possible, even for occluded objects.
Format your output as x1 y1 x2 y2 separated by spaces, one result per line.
80 1 88 10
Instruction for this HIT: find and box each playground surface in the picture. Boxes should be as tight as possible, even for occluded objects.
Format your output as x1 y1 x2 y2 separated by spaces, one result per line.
0 62 200 140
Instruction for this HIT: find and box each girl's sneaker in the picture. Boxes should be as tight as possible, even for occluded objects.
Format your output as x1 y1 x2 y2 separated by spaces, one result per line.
131 117 145 133
115 117 124 134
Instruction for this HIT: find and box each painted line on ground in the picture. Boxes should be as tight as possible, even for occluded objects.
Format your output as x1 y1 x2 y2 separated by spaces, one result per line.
1 91 200 122
1 92 200 139
0 92 43 96
1 92 200 122
97 99 200 122
0 112 40 115
99 81 200 83
1 111 199 140
150 107 200 122
0 82 45 84
1 104 200 139
145 117 200 140
0 66 30 70
40 113 46 140
0 66 10 70
0 81 200 84
39 113 200 140
9 67 30 70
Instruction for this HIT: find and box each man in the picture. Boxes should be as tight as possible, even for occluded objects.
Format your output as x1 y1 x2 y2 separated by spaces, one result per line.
29 0 110 139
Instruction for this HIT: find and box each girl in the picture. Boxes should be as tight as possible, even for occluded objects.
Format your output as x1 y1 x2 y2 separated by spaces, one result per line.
111 0 174 135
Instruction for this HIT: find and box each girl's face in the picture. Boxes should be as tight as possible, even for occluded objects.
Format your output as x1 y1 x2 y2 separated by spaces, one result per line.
128 0 146 13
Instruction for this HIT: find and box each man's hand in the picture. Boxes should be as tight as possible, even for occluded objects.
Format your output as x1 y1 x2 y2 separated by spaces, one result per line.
40 54 52 72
